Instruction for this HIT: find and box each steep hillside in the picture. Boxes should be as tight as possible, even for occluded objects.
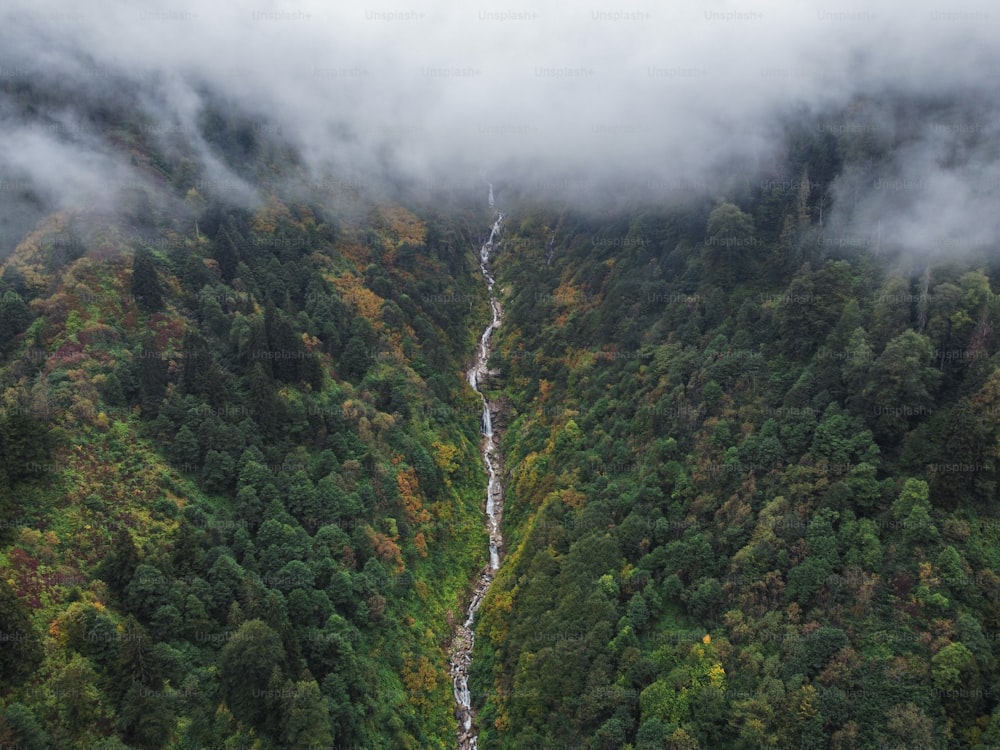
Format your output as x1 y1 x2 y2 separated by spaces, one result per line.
4 63 1000 750
0 156 497 747
471 108 1000 749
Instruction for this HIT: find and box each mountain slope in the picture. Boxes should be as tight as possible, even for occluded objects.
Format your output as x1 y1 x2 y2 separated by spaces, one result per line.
3 75 1000 750
471 111 1000 749
0 153 496 747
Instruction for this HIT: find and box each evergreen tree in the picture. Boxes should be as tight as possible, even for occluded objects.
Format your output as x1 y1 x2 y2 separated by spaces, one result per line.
0 291 32 352
281 679 335 749
220 620 287 732
170 424 201 472
213 227 240 283
2 702 49 750
98 528 141 599
0 410 52 486
136 338 168 417
131 247 164 313
0 577 43 688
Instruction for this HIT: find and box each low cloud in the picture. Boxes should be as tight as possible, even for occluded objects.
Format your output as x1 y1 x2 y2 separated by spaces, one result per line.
0 0 998 255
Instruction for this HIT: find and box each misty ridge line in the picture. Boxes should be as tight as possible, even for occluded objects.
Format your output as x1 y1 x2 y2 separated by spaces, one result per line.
0 0 999 263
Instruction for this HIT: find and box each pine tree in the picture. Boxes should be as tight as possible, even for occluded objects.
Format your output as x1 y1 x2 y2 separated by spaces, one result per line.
248 362 278 434
136 337 168 417
213 227 240 283
220 620 287 732
98 528 140 599
170 424 201 472
2 702 49 750
0 291 32 350
282 679 334 749
0 577 43 688
131 248 164 313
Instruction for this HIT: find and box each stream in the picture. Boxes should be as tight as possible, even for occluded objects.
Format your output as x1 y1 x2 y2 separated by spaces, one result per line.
450 188 505 750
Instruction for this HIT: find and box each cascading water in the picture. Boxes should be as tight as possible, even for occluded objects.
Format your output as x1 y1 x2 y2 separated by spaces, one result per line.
450 189 506 750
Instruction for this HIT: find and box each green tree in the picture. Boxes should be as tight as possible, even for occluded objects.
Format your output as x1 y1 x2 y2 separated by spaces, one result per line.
281 679 334 749
201 449 236 495
181 252 210 290
925 281 963 369
116 681 174 750
97 528 140 599
179 331 225 404
891 478 939 545
0 290 32 351
810 404 877 468
935 545 965 588
219 619 287 732
870 276 912 349
627 592 650 631
932 642 974 691
2 702 49 750
340 317 376 381
841 327 874 413
703 202 756 284
635 718 667 750
125 564 170 620
0 577 42 689
865 330 940 443
207 554 246 619
0 409 52 487
136 338 168 417
247 361 278 434
113 617 174 749
43 653 104 746
683 577 723 623
286 470 319 523
775 260 853 358
213 226 240 283
169 424 201 471
131 247 164 313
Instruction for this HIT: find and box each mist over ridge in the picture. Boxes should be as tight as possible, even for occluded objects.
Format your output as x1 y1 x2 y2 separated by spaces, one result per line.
1 0 998 259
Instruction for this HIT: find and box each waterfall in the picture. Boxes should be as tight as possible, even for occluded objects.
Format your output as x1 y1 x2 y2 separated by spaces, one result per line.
450 192 507 750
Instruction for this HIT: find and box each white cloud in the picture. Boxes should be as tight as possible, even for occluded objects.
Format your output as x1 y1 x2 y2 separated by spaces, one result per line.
1 0 998 251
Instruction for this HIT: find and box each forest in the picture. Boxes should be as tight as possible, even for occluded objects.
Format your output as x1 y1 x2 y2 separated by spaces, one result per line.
1 75 1000 750
0 84 499 746
470 99 1000 749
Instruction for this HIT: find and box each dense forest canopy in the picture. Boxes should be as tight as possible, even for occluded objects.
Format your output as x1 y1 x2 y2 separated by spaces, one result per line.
1 24 1000 749
465 101 1000 749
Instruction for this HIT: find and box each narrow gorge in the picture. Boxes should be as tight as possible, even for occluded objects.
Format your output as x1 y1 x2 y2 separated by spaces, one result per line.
450 190 506 750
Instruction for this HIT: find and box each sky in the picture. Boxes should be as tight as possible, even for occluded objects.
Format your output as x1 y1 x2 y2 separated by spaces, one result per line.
1 0 998 255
